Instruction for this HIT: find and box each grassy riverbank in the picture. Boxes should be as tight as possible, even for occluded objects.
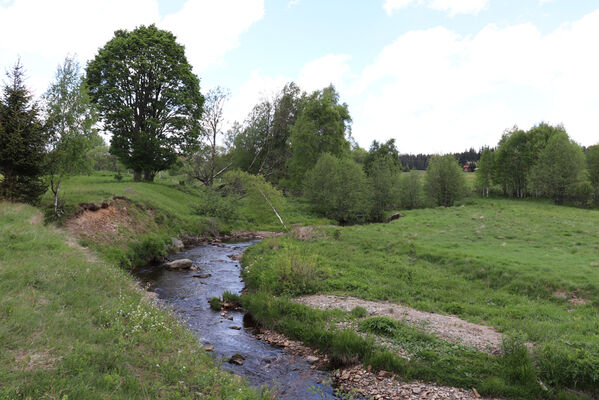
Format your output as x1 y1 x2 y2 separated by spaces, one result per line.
40 172 328 269
0 202 266 399
242 198 599 399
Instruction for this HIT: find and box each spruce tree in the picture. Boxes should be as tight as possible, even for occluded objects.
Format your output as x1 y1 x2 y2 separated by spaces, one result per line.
0 62 48 204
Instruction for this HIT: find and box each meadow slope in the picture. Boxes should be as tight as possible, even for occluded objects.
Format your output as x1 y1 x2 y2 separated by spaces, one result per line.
242 198 599 398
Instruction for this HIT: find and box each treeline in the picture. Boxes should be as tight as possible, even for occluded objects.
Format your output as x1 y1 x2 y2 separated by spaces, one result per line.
399 148 481 171
475 123 599 206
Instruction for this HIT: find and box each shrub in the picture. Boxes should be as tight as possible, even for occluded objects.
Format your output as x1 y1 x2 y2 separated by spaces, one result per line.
350 306 368 318
358 316 399 337
208 297 222 311
304 153 372 224
424 155 467 207
399 172 423 209
193 188 239 221
368 156 401 221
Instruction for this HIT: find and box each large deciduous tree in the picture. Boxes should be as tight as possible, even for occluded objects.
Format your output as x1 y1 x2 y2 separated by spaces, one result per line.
44 57 101 216
286 85 351 189
0 62 48 204
86 25 204 182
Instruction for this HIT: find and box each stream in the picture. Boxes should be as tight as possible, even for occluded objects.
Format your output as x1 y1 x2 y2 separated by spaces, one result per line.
134 240 340 399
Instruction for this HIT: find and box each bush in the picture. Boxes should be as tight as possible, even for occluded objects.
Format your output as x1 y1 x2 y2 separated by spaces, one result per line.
304 153 372 224
350 306 368 318
424 155 467 207
193 188 239 221
399 172 423 209
368 156 401 221
358 316 398 337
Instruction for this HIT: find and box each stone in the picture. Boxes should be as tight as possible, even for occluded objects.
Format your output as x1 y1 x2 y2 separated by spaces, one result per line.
192 273 212 279
203 345 214 352
378 370 393 378
171 237 184 249
305 355 319 364
229 326 242 330
163 259 193 270
229 353 245 365
412 387 421 394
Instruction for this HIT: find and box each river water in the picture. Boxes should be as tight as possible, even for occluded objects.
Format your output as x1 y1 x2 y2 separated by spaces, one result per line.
134 240 340 399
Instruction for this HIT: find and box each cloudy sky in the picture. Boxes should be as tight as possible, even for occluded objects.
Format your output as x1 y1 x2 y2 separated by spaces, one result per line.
1 0 598 153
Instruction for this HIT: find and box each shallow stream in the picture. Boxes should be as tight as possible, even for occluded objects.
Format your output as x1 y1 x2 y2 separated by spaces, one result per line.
134 240 339 399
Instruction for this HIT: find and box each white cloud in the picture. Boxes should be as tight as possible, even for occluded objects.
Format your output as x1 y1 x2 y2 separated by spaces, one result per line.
227 53 352 127
297 54 352 93
383 0 489 16
224 70 288 125
0 0 264 95
161 0 264 73
350 9 599 152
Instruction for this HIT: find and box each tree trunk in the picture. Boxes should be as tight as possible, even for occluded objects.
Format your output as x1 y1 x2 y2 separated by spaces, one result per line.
143 170 155 182
133 170 142 181
54 180 61 217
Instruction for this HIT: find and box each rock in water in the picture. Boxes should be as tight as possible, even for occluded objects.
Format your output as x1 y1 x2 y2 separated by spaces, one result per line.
229 353 245 365
171 237 184 249
164 259 193 270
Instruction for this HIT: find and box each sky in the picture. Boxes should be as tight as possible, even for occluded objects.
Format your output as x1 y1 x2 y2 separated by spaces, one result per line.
1 0 598 154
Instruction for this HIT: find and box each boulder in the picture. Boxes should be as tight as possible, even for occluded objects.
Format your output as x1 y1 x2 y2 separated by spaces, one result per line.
164 259 193 270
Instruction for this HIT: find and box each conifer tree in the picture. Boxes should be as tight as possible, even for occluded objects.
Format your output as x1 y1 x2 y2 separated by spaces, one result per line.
0 62 48 204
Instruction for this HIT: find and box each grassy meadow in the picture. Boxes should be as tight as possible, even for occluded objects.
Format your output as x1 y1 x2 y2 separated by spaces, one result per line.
242 198 599 398
0 202 266 399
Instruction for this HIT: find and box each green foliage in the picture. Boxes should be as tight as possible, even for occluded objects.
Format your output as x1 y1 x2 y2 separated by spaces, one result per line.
44 57 102 215
285 85 351 188
208 297 222 311
501 334 537 386
424 155 466 207
475 148 494 196
358 316 399 337
586 144 599 203
368 156 401 221
493 123 565 198
223 170 286 227
193 187 239 221
350 306 368 318
86 24 204 181
529 132 586 204
304 154 372 223
399 171 423 209
364 139 400 174
230 83 302 183
0 62 48 204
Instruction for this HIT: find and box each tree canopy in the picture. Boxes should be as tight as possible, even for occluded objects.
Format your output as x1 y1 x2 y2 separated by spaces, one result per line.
424 155 466 207
286 85 351 189
529 132 586 204
86 24 204 181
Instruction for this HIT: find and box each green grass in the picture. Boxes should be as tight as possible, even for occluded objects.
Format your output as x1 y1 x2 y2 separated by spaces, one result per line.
242 197 599 397
41 172 329 268
0 202 266 399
